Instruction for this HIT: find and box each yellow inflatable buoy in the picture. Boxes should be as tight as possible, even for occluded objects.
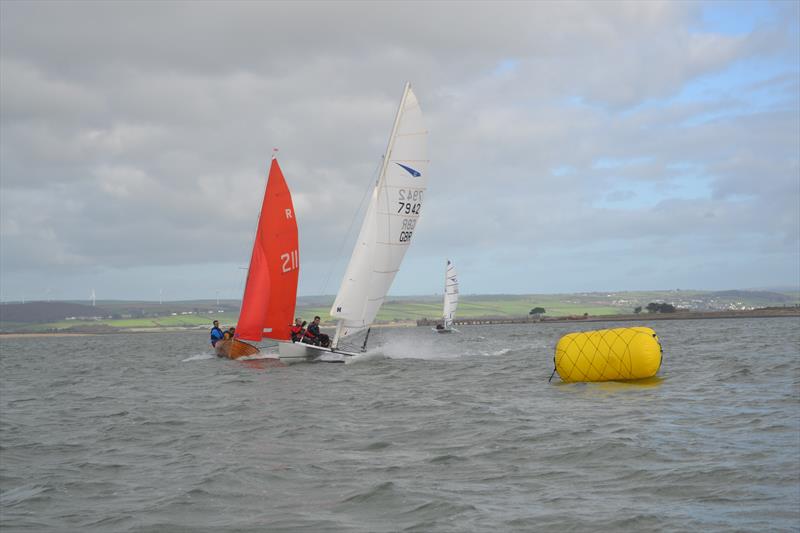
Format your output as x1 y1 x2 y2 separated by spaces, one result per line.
553 326 662 382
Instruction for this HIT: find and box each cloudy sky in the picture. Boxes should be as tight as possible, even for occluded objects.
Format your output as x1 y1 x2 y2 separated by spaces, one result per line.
1 0 798 302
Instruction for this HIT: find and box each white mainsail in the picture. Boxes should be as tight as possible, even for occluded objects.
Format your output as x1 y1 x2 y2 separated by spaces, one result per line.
330 83 429 348
442 259 459 329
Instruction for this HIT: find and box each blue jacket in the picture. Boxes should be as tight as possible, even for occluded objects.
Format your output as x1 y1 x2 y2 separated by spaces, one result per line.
210 326 224 346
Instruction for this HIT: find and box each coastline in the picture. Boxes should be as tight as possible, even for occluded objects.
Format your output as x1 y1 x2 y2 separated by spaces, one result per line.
536 308 800 324
0 333 96 338
2 308 796 337
419 307 800 327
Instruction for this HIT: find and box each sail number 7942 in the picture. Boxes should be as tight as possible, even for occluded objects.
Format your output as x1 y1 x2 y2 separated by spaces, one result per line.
397 189 424 215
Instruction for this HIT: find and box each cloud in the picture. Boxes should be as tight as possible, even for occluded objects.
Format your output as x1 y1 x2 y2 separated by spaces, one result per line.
0 0 797 299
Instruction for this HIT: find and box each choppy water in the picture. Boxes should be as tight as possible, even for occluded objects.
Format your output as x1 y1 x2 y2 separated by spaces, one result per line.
1 317 799 532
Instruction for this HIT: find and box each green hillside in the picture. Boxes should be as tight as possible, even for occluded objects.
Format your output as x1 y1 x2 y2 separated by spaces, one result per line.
2 289 796 333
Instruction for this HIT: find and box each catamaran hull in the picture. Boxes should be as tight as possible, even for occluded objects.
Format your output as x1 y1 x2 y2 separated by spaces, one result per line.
278 341 358 363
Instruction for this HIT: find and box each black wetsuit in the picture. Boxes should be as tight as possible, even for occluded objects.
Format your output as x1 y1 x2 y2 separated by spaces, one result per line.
303 323 330 347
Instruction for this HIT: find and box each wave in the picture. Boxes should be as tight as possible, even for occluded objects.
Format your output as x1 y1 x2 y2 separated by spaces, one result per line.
373 337 465 361
0 484 51 507
181 353 215 362
344 352 386 365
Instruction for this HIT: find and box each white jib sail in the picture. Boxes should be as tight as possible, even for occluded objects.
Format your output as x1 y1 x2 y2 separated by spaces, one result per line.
330 83 429 347
442 259 458 329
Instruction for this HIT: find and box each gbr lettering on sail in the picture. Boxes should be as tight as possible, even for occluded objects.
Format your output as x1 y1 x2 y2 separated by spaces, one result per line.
397 188 423 243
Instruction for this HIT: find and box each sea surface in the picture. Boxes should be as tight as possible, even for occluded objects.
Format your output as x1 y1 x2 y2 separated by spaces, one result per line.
1 317 799 532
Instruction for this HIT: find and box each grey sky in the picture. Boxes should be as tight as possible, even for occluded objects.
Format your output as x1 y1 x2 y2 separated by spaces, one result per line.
1 1 798 301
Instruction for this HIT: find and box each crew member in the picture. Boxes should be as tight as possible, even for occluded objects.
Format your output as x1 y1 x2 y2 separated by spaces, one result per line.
290 318 306 343
303 316 330 347
210 320 224 347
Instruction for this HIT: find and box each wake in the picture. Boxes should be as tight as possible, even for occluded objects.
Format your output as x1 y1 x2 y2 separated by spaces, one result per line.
181 353 215 362
371 337 466 361
344 351 387 365
237 352 280 362
361 336 517 361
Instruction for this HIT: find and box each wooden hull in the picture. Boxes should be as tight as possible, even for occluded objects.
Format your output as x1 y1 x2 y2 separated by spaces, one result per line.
214 339 261 359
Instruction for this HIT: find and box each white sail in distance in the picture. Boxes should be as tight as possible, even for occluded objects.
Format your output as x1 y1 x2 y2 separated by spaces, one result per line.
442 259 458 329
330 83 429 346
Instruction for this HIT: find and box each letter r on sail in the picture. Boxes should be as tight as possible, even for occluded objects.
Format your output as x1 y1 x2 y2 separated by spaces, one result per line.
285 209 293 219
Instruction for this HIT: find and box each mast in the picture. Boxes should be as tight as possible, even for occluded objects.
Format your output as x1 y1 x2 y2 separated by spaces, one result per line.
375 82 411 190
332 320 345 350
443 259 448 324
331 82 412 350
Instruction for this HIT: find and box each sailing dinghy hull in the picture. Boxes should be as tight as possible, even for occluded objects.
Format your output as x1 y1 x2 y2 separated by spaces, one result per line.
215 339 286 367
215 339 261 359
278 341 358 363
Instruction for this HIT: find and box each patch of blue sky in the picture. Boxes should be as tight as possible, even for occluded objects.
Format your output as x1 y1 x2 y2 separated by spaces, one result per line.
559 94 612 113
697 0 779 35
679 56 796 102
679 3 797 123
593 156 654 170
551 165 575 177
594 174 714 210
491 58 519 78
610 56 797 124
659 53 798 127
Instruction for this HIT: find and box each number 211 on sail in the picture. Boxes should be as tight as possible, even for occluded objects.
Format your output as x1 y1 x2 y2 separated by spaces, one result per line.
281 250 299 273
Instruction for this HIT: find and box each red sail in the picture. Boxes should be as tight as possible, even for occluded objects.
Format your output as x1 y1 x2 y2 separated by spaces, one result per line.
236 158 299 342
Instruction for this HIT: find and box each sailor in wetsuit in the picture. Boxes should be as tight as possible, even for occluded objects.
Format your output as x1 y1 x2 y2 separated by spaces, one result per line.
210 320 224 347
302 316 330 347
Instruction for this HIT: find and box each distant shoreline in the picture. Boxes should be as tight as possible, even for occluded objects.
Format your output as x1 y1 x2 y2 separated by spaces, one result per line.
543 308 800 323
419 307 800 327
0 333 96 338
2 308 797 337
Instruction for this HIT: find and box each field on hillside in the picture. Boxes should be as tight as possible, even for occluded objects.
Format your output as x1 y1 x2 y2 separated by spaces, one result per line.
3 289 796 333
3 298 618 332
298 296 620 324
13 313 241 333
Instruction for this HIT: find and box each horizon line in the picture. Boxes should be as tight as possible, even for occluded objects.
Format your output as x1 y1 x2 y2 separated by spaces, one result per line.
2 286 799 304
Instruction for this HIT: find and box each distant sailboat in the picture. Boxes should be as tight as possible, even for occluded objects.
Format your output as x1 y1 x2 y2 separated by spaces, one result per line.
214 156 299 361
278 82 429 362
434 259 459 333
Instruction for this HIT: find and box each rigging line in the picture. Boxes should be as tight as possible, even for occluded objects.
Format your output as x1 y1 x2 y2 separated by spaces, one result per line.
318 156 384 298
337 335 366 352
